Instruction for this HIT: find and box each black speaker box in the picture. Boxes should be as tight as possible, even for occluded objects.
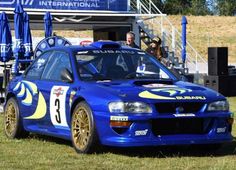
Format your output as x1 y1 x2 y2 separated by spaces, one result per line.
208 47 228 76
204 75 236 97
228 75 236 95
204 75 229 96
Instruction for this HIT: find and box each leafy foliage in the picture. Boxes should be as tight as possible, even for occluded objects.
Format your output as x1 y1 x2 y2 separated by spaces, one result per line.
153 0 236 15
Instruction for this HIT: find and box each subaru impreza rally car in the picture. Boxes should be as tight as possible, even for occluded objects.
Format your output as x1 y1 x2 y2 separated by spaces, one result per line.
4 41 234 153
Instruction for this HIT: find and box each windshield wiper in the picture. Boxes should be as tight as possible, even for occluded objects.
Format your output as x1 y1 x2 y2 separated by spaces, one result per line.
93 73 112 81
125 72 160 79
125 72 144 79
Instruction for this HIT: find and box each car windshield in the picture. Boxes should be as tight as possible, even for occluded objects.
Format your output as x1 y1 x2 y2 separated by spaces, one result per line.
76 49 176 81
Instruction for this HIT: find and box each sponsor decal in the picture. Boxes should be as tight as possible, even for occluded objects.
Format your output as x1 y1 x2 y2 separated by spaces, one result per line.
173 113 195 117
216 127 227 133
77 51 89 54
53 87 64 97
110 116 128 121
176 96 206 100
135 129 148 136
139 87 206 100
92 50 135 54
143 84 177 88
79 40 92 46
136 64 146 74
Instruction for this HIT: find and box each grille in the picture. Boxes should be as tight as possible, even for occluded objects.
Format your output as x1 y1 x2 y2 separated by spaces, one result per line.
155 102 204 114
152 118 212 135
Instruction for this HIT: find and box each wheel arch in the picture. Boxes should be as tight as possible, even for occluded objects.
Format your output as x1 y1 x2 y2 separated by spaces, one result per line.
6 92 16 103
70 96 86 116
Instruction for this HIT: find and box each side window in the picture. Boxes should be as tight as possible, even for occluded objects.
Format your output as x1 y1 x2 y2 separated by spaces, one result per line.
25 51 52 79
41 51 72 81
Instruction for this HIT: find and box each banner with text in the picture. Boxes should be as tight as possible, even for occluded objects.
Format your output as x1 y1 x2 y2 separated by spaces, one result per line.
0 0 128 12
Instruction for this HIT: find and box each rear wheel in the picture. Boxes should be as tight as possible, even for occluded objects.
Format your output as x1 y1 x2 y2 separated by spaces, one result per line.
71 101 100 153
4 98 28 139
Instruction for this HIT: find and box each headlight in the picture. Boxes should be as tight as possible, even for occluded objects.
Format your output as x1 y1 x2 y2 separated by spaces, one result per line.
207 100 229 112
109 101 152 113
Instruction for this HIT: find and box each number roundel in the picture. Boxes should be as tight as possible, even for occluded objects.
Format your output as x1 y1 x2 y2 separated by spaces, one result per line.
34 36 72 58
50 86 70 129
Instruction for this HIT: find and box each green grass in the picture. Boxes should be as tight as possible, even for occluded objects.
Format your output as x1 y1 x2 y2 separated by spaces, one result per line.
0 98 236 170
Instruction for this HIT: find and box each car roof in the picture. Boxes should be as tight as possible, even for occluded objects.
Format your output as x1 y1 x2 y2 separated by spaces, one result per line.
45 41 142 54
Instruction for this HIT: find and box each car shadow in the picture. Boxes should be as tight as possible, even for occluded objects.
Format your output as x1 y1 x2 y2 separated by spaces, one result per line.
29 133 72 146
102 138 236 158
29 133 236 157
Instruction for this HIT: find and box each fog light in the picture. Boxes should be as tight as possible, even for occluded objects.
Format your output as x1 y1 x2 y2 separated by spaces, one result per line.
110 121 132 127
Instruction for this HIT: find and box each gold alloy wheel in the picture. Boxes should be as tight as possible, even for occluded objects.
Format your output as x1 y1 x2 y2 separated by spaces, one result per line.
72 106 91 151
5 101 17 137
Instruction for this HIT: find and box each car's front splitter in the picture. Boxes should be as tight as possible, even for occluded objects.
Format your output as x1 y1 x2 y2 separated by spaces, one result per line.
93 111 233 147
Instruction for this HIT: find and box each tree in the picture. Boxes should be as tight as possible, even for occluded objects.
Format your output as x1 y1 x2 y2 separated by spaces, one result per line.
162 0 192 15
189 0 210 15
216 0 236 16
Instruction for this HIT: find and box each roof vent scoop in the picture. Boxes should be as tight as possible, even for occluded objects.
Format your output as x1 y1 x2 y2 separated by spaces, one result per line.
90 41 121 49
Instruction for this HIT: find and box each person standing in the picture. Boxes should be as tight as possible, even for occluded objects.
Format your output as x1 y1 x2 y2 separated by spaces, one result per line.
145 38 162 60
146 38 169 66
126 31 139 48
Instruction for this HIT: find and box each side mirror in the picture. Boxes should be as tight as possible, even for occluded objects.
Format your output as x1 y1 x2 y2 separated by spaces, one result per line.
61 68 73 83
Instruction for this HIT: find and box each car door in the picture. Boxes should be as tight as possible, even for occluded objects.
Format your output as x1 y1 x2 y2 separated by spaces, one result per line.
37 50 73 135
22 51 53 130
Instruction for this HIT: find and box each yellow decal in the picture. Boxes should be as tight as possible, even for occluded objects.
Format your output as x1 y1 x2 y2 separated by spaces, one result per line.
13 82 21 91
17 83 25 97
22 81 38 95
22 89 33 106
139 91 175 100
139 88 206 100
25 92 47 119
152 88 192 96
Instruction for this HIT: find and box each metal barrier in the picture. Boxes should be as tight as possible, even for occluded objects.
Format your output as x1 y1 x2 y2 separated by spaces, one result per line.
130 0 207 74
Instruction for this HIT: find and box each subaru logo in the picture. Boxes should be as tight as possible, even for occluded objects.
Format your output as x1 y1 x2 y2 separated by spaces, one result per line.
176 106 184 114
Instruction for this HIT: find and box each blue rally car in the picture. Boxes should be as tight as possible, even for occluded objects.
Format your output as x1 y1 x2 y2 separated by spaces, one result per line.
4 41 234 153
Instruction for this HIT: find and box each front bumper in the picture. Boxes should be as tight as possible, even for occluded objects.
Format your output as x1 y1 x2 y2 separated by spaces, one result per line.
94 111 233 147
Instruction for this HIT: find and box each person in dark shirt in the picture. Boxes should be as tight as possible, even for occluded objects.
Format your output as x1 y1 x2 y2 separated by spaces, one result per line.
146 38 169 66
126 31 139 48
146 38 162 60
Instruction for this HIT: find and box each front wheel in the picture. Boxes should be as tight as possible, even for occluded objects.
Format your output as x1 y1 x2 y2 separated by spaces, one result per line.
4 98 28 139
71 101 100 153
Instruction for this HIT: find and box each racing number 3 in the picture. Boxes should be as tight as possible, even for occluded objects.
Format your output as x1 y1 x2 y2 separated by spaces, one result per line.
55 99 61 123
50 86 70 128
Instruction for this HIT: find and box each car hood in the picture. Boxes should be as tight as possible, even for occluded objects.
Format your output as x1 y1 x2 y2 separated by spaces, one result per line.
89 80 225 103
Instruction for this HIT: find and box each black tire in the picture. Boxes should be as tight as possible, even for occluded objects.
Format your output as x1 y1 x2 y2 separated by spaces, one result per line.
71 101 100 154
4 98 29 139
